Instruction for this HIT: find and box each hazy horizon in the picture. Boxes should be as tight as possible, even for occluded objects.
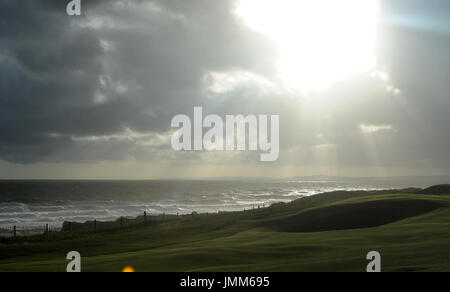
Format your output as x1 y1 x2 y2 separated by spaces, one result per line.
1 175 450 181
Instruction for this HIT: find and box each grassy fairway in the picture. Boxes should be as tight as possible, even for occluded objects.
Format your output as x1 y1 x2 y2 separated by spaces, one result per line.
0 190 449 272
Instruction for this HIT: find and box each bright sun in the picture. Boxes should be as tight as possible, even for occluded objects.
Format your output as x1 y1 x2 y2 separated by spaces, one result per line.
235 0 380 92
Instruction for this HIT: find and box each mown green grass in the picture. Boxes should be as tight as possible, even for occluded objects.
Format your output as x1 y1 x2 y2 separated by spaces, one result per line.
0 192 449 272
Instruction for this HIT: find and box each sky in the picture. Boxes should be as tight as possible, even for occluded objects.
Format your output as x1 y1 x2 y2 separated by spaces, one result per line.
0 0 450 179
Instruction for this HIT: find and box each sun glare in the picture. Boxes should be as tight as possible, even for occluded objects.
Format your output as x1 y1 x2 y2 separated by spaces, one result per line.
235 0 380 92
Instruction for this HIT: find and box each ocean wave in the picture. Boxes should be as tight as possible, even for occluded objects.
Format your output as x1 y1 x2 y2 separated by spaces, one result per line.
0 202 31 213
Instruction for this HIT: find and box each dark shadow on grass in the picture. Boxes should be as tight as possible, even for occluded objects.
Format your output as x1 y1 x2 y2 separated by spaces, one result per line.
269 199 440 233
419 185 450 195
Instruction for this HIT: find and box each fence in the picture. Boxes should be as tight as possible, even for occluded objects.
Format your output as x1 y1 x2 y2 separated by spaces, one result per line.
0 211 190 238
61 211 183 233
0 224 59 238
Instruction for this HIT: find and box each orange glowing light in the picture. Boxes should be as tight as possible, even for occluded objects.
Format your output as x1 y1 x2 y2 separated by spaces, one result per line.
122 266 135 272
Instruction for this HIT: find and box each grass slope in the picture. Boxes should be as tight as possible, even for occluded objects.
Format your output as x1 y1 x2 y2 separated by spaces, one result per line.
420 184 450 195
0 190 449 272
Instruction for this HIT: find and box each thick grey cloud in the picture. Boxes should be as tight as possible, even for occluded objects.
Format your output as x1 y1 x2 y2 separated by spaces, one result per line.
0 0 449 176
0 0 278 163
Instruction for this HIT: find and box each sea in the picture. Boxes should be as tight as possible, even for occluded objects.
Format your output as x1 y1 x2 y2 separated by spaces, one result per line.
0 177 448 230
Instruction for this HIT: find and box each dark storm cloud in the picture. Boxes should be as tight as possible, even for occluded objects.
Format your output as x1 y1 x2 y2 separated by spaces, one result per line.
0 0 278 163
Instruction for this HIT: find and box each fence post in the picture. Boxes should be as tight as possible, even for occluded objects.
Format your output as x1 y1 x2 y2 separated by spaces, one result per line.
144 211 147 225
13 226 16 238
94 220 97 232
120 216 124 229
45 224 49 235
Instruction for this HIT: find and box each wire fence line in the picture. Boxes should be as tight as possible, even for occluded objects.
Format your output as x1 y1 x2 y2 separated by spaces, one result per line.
0 213 175 238
0 211 207 238
0 210 171 238
0 225 59 238
60 211 208 233
0 217 146 238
